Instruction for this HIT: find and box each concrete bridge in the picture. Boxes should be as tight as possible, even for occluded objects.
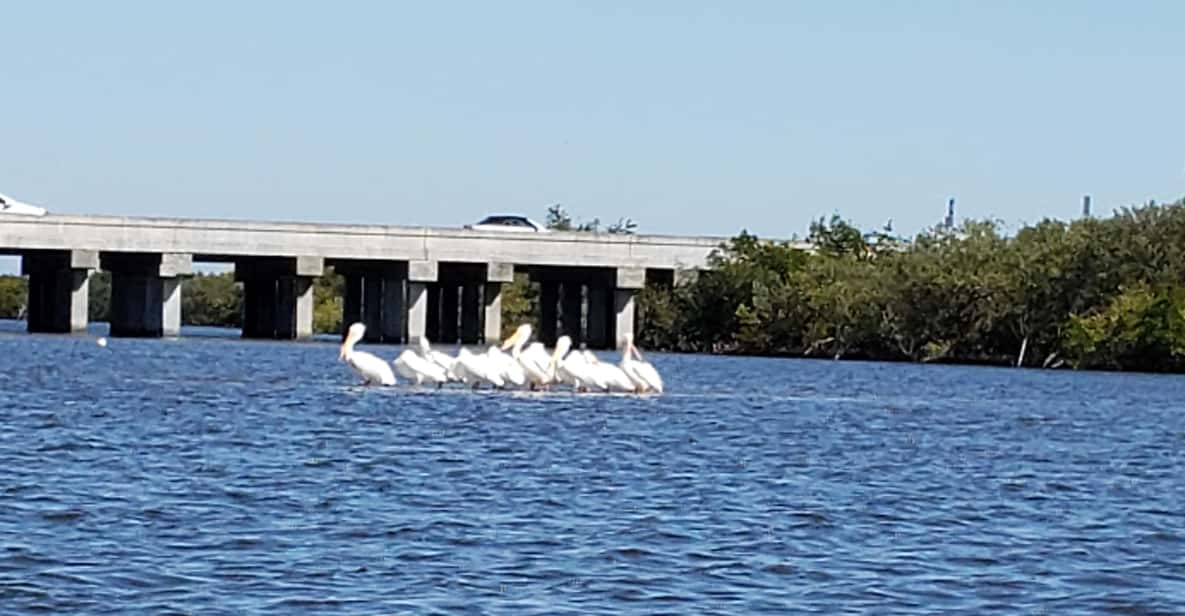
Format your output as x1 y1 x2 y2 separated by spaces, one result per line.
0 214 742 348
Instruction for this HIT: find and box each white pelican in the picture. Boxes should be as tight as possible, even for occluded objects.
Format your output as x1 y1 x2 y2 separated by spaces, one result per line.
453 347 504 389
549 335 595 392
621 333 664 393
420 336 459 381
583 350 635 393
339 322 396 386
487 345 527 388
393 348 449 386
501 324 553 389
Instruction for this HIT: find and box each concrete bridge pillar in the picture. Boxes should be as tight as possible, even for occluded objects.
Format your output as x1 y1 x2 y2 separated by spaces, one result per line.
102 252 192 338
276 276 315 340
585 285 612 349
539 281 559 347
362 275 384 341
614 267 646 350
483 262 514 344
21 250 97 334
334 261 406 342
406 260 438 346
559 282 583 346
440 283 460 344
380 270 405 344
342 274 363 333
237 256 322 339
460 283 481 344
425 284 441 343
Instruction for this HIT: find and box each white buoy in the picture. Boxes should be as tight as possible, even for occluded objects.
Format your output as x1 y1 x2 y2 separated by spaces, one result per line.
96 337 108 348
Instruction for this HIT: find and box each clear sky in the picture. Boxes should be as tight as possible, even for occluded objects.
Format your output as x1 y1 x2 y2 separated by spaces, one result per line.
3 1 1183 239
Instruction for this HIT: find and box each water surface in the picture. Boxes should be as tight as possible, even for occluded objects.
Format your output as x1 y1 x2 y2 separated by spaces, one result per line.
1 322 1183 613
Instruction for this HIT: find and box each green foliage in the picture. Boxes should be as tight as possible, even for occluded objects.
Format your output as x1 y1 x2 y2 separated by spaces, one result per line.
88 271 111 321
313 268 344 334
500 272 537 339
182 273 242 326
1062 284 1185 371
545 204 573 231
545 204 635 233
809 214 869 258
635 196 1185 372
0 276 25 318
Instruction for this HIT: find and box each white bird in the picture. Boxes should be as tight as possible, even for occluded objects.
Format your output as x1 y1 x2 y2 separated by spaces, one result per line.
583 349 636 393
393 348 449 386
620 333 664 393
96 337 108 348
501 324 553 389
339 322 395 386
487 345 527 388
419 336 459 381
453 347 504 389
549 335 594 392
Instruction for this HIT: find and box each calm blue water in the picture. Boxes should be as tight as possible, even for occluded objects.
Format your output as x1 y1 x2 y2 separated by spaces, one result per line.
1 321 1183 614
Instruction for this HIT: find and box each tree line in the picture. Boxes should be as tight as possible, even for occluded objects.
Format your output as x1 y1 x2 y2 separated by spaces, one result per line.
635 197 1185 372
3 198 1185 372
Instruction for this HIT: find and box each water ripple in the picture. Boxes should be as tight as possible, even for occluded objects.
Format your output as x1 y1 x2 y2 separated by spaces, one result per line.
1 326 1184 613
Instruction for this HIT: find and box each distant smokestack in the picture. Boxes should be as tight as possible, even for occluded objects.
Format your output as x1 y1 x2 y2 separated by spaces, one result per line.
944 198 955 229
1082 195 1091 218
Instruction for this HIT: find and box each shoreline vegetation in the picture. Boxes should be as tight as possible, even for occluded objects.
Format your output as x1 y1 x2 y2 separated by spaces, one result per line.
3 199 1185 373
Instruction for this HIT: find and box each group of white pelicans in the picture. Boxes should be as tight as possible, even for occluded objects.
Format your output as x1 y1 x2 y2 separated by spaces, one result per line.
337 322 664 394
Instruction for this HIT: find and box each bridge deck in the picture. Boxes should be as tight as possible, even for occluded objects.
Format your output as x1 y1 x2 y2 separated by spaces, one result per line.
0 214 734 269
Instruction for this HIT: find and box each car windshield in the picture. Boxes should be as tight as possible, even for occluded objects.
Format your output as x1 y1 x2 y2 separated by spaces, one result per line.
479 216 529 227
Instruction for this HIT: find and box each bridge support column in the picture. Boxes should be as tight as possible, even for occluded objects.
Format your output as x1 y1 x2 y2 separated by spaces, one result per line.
539 281 559 347
483 263 513 344
586 285 612 349
362 275 384 341
103 253 191 338
237 256 322 339
484 283 502 344
342 274 363 334
560 282 583 346
440 283 460 344
276 276 315 340
460 283 481 344
22 250 97 334
380 272 404 343
426 284 445 341
406 260 438 346
614 267 645 350
333 261 405 342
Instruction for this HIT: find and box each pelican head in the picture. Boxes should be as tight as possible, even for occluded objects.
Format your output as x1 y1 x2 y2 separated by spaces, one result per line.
550 335 573 369
418 335 431 355
501 323 533 351
340 322 366 360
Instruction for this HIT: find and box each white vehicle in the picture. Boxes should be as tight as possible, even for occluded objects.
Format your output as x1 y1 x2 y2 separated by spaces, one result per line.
0 193 47 216
465 215 547 232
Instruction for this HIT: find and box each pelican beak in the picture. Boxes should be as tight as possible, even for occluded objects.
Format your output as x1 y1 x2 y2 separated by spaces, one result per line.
631 343 645 361
500 330 519 350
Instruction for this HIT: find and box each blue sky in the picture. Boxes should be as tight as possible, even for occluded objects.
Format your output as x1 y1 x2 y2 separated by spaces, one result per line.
2 1 1183 240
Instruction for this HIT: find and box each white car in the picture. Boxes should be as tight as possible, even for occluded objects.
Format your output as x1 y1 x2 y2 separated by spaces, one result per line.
465 215 547 232
0 193 47 216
